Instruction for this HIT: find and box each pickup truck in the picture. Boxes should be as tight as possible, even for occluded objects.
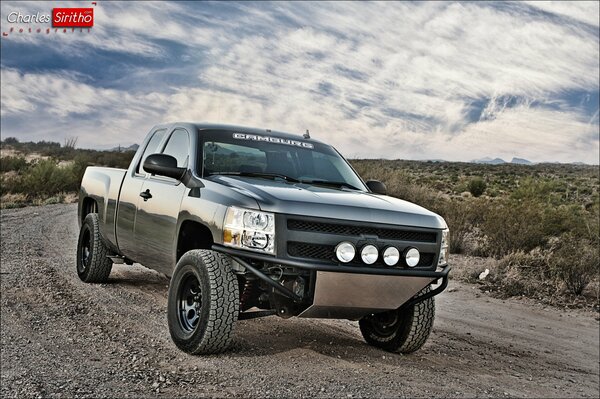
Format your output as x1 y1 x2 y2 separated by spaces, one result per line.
77 123 450 355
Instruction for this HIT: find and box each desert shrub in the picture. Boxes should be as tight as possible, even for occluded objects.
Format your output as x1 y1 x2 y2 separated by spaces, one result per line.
0 173 23 195
497 249 552 280
71 154 92 187
512 177 566 205
2 137 19 145
0 156 29 173
21 159 77 197
478 249 555 298
436 198 485 254
478 200 547 257
549 233 599 295
467 177 486 197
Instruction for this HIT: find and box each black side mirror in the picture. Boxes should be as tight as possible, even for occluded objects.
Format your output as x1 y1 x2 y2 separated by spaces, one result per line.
143 154 186 180
366 180 387 195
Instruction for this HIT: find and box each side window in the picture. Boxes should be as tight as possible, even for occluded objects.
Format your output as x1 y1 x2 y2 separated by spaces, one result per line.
137 129 166 174
162 129 190 168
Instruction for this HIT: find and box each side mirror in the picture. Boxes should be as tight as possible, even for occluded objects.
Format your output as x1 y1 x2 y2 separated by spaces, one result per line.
143 154 186 180
366 180 387 195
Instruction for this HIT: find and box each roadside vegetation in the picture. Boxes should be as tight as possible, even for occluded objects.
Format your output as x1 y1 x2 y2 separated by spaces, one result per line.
1 138 598 307
353 159 599 308
1 138 133 208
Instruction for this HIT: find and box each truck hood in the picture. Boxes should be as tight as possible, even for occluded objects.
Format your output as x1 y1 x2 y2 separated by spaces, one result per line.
210 176 447 230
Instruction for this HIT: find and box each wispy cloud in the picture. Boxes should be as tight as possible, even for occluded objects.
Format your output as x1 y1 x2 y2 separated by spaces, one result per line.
1 1 598 163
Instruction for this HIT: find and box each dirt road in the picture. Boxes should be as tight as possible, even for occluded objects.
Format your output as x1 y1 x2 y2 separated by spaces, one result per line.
1 204 598 398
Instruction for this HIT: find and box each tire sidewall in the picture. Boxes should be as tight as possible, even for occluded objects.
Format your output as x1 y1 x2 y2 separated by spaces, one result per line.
360 307 412 346
167 254 212 347
359 286 435 353
76 215 94 281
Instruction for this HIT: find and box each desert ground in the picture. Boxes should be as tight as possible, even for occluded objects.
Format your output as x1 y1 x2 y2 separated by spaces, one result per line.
1 204 598 398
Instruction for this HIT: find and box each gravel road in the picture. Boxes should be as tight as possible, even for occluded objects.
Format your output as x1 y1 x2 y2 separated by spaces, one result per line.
1 204 598 398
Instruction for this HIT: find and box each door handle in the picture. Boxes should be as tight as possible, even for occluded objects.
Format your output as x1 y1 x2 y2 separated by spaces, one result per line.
139 189 153 201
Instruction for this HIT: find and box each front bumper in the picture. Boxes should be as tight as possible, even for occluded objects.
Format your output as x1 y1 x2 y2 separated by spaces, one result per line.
213 244 450 319
213 244 451 278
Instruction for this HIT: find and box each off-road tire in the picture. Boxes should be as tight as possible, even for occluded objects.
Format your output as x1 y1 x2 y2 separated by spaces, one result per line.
76 213 113 283
167 250 239 354
359 286 435 354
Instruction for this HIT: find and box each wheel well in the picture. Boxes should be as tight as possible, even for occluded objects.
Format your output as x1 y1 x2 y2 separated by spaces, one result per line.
177 220 214 261
81 197 98 223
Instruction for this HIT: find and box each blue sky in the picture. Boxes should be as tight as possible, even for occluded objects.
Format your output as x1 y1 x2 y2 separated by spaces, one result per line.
1 1 599 163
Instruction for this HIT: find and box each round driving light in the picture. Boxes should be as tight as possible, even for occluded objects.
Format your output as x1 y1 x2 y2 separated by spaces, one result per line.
404 247 420 267
383 246 400 266
335 242 355 263
361 245 379 265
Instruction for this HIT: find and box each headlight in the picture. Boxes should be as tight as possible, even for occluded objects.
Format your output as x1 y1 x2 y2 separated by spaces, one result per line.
223 206 275 254
438 228 449 266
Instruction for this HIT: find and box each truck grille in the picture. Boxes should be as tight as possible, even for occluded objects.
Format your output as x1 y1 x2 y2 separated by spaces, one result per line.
287 219 437 243
287 241 435 267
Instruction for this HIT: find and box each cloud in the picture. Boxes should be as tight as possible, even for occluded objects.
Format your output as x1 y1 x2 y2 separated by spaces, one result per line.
525 1 600 28
1 1 598 163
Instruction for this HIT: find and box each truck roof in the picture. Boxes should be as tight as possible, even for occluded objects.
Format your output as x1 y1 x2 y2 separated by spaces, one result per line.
153 122 327 145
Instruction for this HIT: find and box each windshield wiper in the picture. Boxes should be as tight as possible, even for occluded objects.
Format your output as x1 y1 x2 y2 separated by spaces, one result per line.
208 171 300 183
299 179 360 191
208 172 360 190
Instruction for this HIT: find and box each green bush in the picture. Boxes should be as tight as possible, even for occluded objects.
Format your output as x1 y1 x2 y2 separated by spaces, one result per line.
478 200 547 257
436 198 484 254
468 177 486 197
21 160 76 197
549 234 599 295
0 156 29 173
512 177 566 205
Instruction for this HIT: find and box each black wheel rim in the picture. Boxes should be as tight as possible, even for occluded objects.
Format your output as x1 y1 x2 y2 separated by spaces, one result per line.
369 311 400 337
177 273 202 333
79 228 91 273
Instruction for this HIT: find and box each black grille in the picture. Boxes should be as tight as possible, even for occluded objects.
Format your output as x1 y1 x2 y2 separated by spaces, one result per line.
287 219 437 243
288 242 335 261
287 242 435 267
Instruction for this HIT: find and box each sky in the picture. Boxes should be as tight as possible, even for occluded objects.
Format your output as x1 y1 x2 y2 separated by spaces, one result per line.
1 1 599 163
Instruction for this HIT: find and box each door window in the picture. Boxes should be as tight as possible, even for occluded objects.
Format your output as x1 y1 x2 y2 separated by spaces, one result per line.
163 129 190 168
137 129 166 174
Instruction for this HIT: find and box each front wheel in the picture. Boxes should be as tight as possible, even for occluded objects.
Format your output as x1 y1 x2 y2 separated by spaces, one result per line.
167 250 239 354
359 287 435 354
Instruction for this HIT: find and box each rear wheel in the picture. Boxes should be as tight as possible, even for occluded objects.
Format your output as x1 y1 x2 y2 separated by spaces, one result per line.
359 287 435 353
167 250 239 354
76 213 113 283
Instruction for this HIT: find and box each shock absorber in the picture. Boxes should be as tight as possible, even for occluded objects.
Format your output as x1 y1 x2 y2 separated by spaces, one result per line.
239 278 256 311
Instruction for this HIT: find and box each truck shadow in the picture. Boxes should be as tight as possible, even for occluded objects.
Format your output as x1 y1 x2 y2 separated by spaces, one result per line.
105 264 169 291
101 266 422 362
228 317 393 361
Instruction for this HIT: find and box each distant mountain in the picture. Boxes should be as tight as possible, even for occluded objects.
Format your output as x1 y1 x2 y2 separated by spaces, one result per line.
108 144 139 152
510 157 532 165
471 156 533 165
472 157 506 165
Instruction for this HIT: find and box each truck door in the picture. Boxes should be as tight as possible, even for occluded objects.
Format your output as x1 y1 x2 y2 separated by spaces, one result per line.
133 128 190 275
115 128 167 261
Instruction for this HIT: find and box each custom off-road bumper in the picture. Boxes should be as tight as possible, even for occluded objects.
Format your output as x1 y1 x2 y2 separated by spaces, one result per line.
213 244 450 319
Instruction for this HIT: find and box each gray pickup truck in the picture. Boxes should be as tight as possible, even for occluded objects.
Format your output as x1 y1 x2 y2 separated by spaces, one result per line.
77 123 450 355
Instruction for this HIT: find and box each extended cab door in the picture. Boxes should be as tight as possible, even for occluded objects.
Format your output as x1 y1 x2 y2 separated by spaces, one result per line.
116 127 167 261
132 128 190 274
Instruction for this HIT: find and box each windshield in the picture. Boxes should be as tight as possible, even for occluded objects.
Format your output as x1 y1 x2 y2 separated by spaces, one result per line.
200 131 367 191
